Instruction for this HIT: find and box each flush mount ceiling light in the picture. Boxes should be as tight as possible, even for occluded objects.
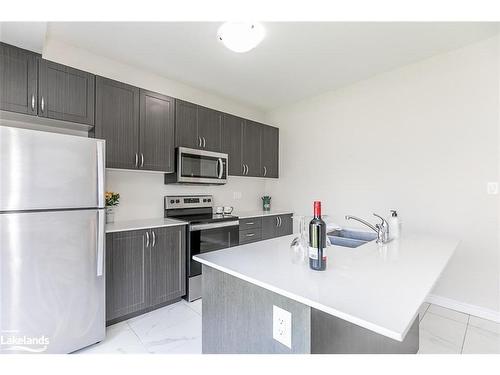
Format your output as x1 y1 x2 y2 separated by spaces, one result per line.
217 22 265 53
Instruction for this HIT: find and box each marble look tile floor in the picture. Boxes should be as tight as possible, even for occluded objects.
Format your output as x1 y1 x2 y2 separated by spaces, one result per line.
76 300 500 354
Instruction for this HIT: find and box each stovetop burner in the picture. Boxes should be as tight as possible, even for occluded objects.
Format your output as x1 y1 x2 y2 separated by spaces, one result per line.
164 194 238 224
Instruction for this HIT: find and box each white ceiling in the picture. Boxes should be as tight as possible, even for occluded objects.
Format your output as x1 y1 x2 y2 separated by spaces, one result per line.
3 22 500 110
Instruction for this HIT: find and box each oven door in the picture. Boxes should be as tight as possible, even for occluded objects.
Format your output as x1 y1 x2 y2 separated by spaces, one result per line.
177 147 227 184
188 221 239 277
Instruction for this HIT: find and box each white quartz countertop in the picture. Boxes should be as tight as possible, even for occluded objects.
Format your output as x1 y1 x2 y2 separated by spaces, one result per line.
234 209 293 219
194 233 459 341
105 217 188 233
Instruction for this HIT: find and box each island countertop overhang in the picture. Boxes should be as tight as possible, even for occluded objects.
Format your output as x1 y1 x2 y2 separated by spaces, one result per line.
194 233 459 342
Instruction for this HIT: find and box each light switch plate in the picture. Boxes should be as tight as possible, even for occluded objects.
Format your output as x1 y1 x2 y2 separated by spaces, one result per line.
487 182 498 195
273 305 292 348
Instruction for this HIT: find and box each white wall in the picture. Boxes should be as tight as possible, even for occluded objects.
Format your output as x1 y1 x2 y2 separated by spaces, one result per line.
265 36 500 315
42 38 268 220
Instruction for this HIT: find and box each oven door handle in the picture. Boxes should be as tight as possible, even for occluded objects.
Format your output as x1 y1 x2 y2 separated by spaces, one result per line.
217 158 224 179
190 220 239 231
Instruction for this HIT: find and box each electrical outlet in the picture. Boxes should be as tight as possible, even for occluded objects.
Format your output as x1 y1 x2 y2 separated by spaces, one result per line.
487 182 498 195
273 305 291 348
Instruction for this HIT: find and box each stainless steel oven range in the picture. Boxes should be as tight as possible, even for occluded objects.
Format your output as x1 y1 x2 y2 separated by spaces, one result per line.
164 195 239 301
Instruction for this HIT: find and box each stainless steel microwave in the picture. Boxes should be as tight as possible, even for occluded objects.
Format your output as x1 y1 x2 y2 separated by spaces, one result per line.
165 147 228 184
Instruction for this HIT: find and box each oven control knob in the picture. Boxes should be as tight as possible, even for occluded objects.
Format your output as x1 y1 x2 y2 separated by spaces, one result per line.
203 199 207 202
175 199 180 203
207 199 211 202
170 200 175 204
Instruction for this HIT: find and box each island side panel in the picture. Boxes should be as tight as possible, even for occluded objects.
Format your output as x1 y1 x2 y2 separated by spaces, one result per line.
311 308 419 354
202 266 311 354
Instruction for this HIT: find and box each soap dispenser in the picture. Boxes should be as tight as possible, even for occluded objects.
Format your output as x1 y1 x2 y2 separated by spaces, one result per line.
389 210 400 240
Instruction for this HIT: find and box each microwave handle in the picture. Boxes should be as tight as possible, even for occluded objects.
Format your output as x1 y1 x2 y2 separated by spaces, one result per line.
217 158 223 179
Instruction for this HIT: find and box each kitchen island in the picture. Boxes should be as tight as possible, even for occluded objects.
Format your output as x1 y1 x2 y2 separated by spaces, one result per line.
194 233 459 354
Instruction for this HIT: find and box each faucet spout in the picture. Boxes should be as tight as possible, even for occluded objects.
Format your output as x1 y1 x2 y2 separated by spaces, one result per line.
344 215 378 234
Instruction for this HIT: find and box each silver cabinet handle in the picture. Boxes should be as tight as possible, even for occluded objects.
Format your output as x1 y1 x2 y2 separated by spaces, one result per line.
152 230 156 247
40 96 45 113
276 217 279 227
140 152 144 168
242 164 245 175
135 152 138 168
263 166 267 176
246 222 254 225
198 136 202 148
203 137 206 148
246 233 255 237
31 94 35 111
145 231 150 247
244 164 248 175
278 216 282 227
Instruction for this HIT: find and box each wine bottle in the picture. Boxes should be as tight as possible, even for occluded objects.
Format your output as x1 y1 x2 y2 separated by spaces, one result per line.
309 201 327 271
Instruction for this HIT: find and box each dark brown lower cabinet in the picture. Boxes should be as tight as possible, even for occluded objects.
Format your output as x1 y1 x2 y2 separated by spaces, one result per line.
106 225 186 324
261 214 293 240
149 226 186 307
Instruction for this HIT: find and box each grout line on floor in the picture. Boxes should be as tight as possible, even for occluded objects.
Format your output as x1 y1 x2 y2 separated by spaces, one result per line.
460 314 470 354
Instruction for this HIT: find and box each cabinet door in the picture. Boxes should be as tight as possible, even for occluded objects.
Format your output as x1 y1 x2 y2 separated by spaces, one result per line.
198 106 222 152
242 120 262 177
222 114 244 176
139 90 175 172
0 43 38 115
38 59 95 125
260 125 279 178
261 215 279 240
106 230 150 322
95 77 139 169
277 214 293 237
175 100 199 149
149 226 186 307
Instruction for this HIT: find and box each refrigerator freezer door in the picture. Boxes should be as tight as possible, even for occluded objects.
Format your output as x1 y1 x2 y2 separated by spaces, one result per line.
0 126 105 211
0 209 105 353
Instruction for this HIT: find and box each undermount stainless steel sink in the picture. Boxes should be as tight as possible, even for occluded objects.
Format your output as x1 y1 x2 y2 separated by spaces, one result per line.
327 229 377 248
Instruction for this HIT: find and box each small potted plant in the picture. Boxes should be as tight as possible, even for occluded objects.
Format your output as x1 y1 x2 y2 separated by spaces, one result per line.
105 192 120 223
261 196 271 211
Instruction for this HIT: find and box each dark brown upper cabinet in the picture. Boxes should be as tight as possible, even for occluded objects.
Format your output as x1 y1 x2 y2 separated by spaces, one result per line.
175 100 198 149
95 77 175 172
139 90 175 172
0 43 38 115
260 125 279 178
221 115 279 178
242 120 262 177
222 114 244 176
95 77 140 170
1 42 95 129
38 59 95 125
197 106 222 152
175 100 222 152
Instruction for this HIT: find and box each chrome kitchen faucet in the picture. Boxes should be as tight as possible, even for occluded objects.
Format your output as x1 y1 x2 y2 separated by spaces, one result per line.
345 213 390 244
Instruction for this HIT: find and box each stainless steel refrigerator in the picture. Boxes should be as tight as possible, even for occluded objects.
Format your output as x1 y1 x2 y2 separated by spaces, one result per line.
0 126 106 354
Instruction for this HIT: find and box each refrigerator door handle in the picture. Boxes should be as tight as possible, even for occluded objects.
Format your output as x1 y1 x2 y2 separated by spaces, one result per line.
96 210 105 277
96 141 105 208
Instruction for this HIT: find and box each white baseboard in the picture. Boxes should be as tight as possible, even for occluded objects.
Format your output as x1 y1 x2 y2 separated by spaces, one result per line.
426 294 500 323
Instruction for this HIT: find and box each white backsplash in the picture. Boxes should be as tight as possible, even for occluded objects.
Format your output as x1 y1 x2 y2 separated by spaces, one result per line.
106 169 267 222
